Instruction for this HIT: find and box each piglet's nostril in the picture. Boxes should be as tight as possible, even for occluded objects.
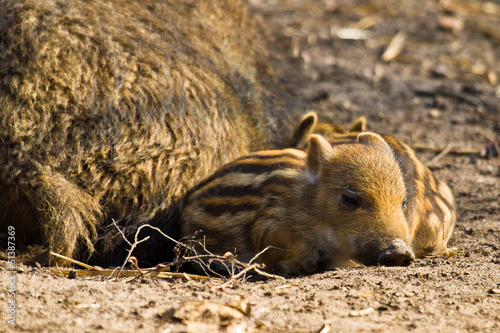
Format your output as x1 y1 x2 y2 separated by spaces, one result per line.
378 240 415 267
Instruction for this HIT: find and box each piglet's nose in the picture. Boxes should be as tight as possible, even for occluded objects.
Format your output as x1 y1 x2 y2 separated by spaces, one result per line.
378 239 415 267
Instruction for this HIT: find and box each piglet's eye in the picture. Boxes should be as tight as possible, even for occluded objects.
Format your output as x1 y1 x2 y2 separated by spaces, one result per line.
341 192 362 209
402 197 408 210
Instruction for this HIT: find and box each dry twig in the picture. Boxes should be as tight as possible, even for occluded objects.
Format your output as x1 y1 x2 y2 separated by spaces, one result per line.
426 143 455 166
169 230 288 286
211 263 261 291
50 267 214 280
50 252 101 270
412 144 481 156
50 222 287 287
115 223 287 286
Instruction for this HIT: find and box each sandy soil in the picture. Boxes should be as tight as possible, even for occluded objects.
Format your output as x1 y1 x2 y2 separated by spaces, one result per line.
2 0 500 332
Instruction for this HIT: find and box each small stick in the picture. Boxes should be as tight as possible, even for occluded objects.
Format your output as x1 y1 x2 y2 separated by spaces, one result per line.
50 268 217 280
211 263 261 291
426 142 454 166
54 263 63 275
412 144 481 155
254 267 285 280
50 252 101 270
249 245 289 265
111 219 132 246
115 231 150 280
109 224 288 283
348 259 365 268
136 265 171 272
51 269 216 280
112 222 188 280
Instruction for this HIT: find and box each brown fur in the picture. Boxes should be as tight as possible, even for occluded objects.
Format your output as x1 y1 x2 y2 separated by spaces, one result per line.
0 0 300 264
289 112 456 257
181 134 415 274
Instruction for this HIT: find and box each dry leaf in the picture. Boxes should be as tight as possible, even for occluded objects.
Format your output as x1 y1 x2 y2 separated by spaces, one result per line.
381 32 406 62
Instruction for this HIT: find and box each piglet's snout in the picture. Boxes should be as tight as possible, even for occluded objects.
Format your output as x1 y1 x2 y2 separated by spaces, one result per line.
378 239 415 267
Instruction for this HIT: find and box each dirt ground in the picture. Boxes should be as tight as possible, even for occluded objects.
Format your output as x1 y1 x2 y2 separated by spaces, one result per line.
2 0 500 332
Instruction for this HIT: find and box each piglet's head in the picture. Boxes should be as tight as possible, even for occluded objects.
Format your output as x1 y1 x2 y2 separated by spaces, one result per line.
306 133 414 267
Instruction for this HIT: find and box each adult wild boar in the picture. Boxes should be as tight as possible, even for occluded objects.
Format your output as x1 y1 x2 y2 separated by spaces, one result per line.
0 0 299 264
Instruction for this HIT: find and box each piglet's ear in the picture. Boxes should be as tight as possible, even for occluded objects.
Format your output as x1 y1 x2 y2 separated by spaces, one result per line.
357 132 393 156
289 111 318 149
349 116 367 132
306 134 334 179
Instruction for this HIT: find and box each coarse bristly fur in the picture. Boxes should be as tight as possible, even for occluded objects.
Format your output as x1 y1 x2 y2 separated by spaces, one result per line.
181 133 417 275
0 0 300 265
288 112 456 258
